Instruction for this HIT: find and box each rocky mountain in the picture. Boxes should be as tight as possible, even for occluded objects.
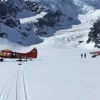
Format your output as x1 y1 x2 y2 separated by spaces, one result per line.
0 0 100 46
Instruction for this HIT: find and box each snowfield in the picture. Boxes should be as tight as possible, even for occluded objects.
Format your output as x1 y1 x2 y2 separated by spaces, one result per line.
0 0 100 100
0 38 100 100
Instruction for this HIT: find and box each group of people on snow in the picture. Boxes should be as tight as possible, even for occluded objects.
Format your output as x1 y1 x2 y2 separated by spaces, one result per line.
81 53 86 58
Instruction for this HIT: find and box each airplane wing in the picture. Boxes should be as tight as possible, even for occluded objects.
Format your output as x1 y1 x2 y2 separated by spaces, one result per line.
90 51 100 57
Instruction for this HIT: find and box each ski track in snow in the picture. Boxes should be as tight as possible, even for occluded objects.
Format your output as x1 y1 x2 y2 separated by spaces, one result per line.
16 66 30 100
16 67 21 100
0 66 30 100
0 69 17 100
5 70 17 100
22 70 29 100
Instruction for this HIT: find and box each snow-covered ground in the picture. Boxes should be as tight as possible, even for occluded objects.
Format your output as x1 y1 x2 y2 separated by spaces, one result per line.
0 0 100 100
0 36 100 100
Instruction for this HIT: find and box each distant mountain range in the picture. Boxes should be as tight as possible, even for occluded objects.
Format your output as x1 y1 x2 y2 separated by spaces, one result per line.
0 0 100 46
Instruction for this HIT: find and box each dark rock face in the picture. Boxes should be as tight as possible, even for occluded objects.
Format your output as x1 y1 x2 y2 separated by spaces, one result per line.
4 17 20 28
0 1 21 27
25 1 39 12
0 0 63 36
0 32 8 38
0 0 34 45
34 11 62 36
0 1 17 21
0 0 80 45
0 2 7 20
87 18 100 48
35 11 61 28
24 0 80 36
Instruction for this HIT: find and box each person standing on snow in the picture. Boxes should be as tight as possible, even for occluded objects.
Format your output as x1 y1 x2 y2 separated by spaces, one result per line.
81 53 83 58
84 53 86 58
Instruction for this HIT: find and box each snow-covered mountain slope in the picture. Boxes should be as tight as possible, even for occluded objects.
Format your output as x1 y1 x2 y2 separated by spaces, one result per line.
49 9 100 49
0 0 100 46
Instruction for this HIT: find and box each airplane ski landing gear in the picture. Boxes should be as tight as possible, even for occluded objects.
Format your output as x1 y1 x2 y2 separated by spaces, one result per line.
16 59 23 62
0 58 4 61
16 55 23 62
92 55 96 58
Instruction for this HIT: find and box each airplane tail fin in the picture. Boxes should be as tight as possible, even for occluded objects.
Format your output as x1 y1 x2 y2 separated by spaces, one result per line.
27 47 37 58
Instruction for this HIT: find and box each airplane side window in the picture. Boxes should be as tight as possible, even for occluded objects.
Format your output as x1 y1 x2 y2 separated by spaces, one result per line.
7 53 10 56
11 53 16 58
7 53 10 55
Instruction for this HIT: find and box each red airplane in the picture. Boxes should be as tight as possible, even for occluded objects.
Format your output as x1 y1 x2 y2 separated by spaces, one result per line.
90 51 100 57
0 47 37 61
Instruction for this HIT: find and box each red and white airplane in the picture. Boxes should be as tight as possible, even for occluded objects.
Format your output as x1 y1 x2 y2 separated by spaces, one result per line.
90 51 100 57
0 47 37 61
